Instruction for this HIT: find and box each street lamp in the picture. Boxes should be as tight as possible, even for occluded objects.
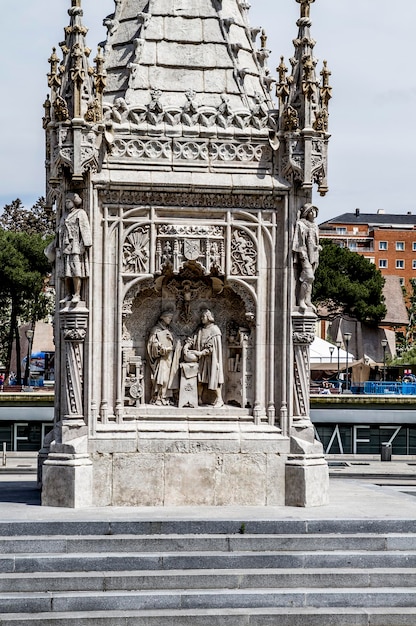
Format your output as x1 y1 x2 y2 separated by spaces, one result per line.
329 346 334 364
381 338 388 382
24 328 34 387
343 332 352 392
336 340 341 388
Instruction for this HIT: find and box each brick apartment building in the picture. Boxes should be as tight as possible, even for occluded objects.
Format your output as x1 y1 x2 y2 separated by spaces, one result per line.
319 209 416 295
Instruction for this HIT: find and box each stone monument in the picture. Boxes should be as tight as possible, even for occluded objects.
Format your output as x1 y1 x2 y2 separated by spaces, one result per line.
40 0 332 507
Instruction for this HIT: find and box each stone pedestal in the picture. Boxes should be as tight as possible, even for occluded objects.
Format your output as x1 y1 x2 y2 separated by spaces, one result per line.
42 453 93 508
90 418 290 507
285 454 329 507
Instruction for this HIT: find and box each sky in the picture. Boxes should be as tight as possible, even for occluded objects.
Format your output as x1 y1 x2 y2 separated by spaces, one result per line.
0 0 415 224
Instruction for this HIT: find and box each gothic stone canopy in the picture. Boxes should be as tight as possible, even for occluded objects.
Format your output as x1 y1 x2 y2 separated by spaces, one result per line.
41 0 331 509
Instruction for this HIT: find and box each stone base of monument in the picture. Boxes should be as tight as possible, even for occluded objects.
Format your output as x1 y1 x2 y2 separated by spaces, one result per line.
285 453 330 507
42 453 93 508
40 415 329 508
89 421 290 507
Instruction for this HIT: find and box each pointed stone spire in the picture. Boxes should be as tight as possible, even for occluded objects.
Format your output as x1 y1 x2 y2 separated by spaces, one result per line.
45 0 102 186
56 0 94 120
99 0 276 136
278 0 331 196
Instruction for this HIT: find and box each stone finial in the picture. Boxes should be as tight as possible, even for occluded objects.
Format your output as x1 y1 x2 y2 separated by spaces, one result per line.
48 48 61 90
296 0 315 19
277 56 288 85
276 57 290 104
94 46 106 95
320 60 332 107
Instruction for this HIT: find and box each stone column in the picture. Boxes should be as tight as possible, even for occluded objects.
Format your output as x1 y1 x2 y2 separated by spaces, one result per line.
292 311 316 438
42 302 92 507
285 311 329 506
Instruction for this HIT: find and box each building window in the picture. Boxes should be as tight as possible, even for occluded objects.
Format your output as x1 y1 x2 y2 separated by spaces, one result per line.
379 259 387 269
379 241 387 251
349 242 357 251
396 260 405 269
336 228 347 235
400 278 405 286
413 242 416 251
396 241 405 251
413 260 416 270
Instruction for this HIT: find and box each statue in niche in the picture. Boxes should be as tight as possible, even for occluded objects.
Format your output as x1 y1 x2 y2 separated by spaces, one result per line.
185 309 224 408
58 193 92 303
293 203 321 313
147 311 181 405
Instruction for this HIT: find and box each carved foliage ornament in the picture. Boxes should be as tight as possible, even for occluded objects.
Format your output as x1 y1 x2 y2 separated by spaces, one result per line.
293 331 315 345
103 97 274 132
231 230 257 277
63 328 87 341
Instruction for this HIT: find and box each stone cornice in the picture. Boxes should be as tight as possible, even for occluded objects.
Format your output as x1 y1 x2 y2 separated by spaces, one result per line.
99 189 281 210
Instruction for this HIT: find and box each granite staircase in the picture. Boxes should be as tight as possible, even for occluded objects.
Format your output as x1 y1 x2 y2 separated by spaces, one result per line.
0 519 416 625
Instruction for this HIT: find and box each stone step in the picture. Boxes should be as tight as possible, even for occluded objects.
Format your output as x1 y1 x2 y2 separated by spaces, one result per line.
0 568 415 593
2 518 416 536
0 587 416 614
2 532 416 554
3 607 416 626
2 550 416 573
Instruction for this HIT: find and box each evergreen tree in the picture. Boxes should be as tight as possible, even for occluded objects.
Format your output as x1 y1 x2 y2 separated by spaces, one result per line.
0 197 55 379
313 240 386 325
0 197 55 236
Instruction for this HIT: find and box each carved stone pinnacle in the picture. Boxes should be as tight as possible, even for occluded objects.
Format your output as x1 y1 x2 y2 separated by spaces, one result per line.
296 0 315 18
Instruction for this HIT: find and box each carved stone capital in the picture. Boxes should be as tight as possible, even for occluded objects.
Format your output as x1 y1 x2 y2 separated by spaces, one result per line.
63 328 87 342
292 311 317 346
61 304 89 336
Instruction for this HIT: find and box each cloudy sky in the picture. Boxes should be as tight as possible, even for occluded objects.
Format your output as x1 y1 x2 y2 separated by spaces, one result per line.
1 0 415 223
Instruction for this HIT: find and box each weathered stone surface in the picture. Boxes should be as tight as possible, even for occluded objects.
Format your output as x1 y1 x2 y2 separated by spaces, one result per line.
164 454 217 505
42 457 93 508
91 453 113 507
285 456 330 507
215 454 268 506
112 453 165 506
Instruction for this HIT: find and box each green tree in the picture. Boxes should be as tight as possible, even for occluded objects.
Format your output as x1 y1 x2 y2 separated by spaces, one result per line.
0 197 55 236
0 197 55 380
0 230 53 382
390 278 416 362
313 240 386 325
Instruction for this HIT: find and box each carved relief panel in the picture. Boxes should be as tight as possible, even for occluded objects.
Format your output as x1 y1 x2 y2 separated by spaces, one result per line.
122 276 255 411
123 226 150 274
155 225 225 275
97 192 279 418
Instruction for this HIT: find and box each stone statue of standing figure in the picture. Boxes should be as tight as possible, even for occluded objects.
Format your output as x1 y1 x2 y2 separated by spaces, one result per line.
186 309 224 407
58 193 92 303
147 311 180 405
293 203 322 313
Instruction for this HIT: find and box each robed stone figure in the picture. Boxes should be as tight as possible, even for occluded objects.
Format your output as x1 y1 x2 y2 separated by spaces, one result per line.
147 311 180 405
58 193 92 303
187 309 224 407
